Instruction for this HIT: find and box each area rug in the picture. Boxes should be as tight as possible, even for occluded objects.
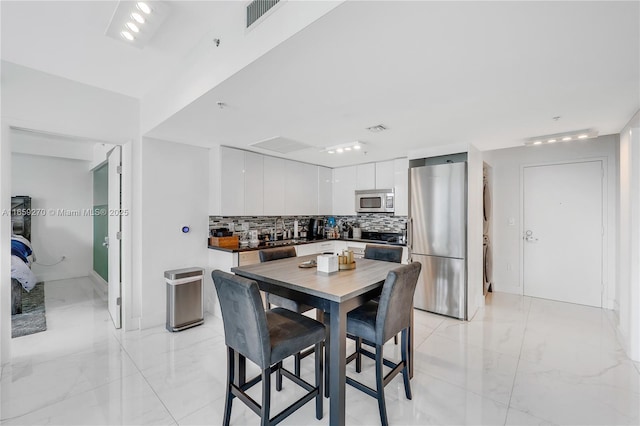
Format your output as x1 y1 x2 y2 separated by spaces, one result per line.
11 282 46 338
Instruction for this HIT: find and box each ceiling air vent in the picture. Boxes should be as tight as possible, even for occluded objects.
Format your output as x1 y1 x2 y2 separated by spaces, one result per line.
247 0 280 28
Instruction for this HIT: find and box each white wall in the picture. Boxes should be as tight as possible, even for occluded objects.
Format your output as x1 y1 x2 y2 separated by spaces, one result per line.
139 137 209 328
618 110 640 361
482 135 619 308
11 153 93 282
1 61 138 142
467 145 484 319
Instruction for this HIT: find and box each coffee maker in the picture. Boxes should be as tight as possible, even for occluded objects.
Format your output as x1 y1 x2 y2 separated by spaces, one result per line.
307 218 325 239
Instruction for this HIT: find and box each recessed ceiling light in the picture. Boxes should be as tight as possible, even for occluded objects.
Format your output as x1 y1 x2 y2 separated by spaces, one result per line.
121 31 134 41
322 141 365 154
137 2 151 14
131 12 145 24
106 1 170 49
126 22 139 33
525 129 598 146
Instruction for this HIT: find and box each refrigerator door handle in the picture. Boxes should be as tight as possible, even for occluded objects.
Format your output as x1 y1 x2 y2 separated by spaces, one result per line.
408 217 413 250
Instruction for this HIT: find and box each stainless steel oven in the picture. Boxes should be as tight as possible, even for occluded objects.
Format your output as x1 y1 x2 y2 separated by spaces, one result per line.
355 189 395 213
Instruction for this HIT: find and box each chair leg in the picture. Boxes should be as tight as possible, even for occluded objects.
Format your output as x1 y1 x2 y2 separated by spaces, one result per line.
223 347 234 426
276 361 283 391
355 337 362 373
294 353 302 377
375 344 389 426
315 342 323 420
261 368 271 426
401 329 412 400
324 337 330 398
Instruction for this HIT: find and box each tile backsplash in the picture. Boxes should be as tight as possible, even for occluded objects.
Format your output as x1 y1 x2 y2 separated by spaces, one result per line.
209 214 407 235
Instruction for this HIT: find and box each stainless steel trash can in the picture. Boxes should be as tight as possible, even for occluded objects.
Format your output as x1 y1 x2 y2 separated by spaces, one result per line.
165 267 204 332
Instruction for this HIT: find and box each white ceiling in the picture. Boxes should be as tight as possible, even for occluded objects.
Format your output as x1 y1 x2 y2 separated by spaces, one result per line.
2 1 639 168
0 1 243 98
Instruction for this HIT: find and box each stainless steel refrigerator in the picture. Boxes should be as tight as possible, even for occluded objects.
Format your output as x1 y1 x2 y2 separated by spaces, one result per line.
409 159 467 320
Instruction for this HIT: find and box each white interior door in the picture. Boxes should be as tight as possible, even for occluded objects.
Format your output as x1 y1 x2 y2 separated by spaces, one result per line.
107 146 122 328
523 160 603 307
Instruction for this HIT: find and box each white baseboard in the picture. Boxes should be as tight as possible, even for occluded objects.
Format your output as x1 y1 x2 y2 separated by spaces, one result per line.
88 270 108 301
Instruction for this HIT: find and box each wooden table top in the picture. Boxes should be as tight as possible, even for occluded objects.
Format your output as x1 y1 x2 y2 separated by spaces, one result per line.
231 254 400 303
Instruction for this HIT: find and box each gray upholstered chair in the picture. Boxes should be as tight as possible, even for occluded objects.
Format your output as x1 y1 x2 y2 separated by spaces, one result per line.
259 247 312 312
259 246 315 381
364 244 403 347
344 262 422 426
212 270 325 426
364 244 403 264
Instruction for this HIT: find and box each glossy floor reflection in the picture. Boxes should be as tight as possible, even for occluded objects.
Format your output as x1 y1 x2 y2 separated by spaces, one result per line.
2 277 638 425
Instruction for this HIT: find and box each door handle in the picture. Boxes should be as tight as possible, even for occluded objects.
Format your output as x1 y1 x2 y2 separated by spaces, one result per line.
103 236 109 248
524 230 538 242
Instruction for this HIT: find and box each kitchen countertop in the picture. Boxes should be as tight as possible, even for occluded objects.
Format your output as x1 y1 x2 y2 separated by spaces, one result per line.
208 237 406 253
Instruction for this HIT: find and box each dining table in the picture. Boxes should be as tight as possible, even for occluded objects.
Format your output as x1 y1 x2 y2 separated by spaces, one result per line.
231 253 413 426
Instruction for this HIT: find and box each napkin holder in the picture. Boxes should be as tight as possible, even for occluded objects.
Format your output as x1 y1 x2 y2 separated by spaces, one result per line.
317 254 338 275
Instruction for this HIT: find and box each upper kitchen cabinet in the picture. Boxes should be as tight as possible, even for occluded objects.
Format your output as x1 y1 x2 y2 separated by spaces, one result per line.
394 158 409 216
244 151 264 215
318 166 333 215
220 146 245 216
220 147 264 216
333 165 357 215
284 160 318 215
356 163 375 189
375 160 395 189
263 156 285 215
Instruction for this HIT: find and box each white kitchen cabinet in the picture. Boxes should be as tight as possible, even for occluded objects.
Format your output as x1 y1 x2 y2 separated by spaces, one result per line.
333 240 348 254
333 166 357 216
318 166 333 215
316 241 334 254
356 163 376 189
285 160 318 215
394 158 409 216
244 151 264 215
263 156 286 215
220 146 245 216
375 160 395 189
295 242 320 256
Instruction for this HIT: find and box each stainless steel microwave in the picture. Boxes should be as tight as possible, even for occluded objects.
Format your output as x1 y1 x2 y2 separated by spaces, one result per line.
355 189 395 213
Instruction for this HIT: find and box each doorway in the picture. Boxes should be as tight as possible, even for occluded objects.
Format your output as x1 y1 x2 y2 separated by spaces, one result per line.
522 160 604 307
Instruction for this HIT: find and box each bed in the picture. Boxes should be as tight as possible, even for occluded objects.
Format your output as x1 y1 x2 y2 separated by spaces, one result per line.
11 196 36 315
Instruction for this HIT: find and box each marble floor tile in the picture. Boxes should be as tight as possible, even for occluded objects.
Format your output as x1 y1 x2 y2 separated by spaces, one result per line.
1 336 139 420
433 315 526 358
413 333 519 404
342 370 509 425
504 407 557 425
1 372 175 425
3 278 637 426
510 358 640 425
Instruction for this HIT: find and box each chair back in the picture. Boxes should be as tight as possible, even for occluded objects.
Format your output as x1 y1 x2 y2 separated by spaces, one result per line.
364 245 403 263
259 246 297 263
375 262 422 343
212 270 270 368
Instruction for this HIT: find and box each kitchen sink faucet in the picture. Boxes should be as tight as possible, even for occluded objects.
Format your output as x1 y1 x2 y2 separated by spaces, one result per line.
273 217 285 240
